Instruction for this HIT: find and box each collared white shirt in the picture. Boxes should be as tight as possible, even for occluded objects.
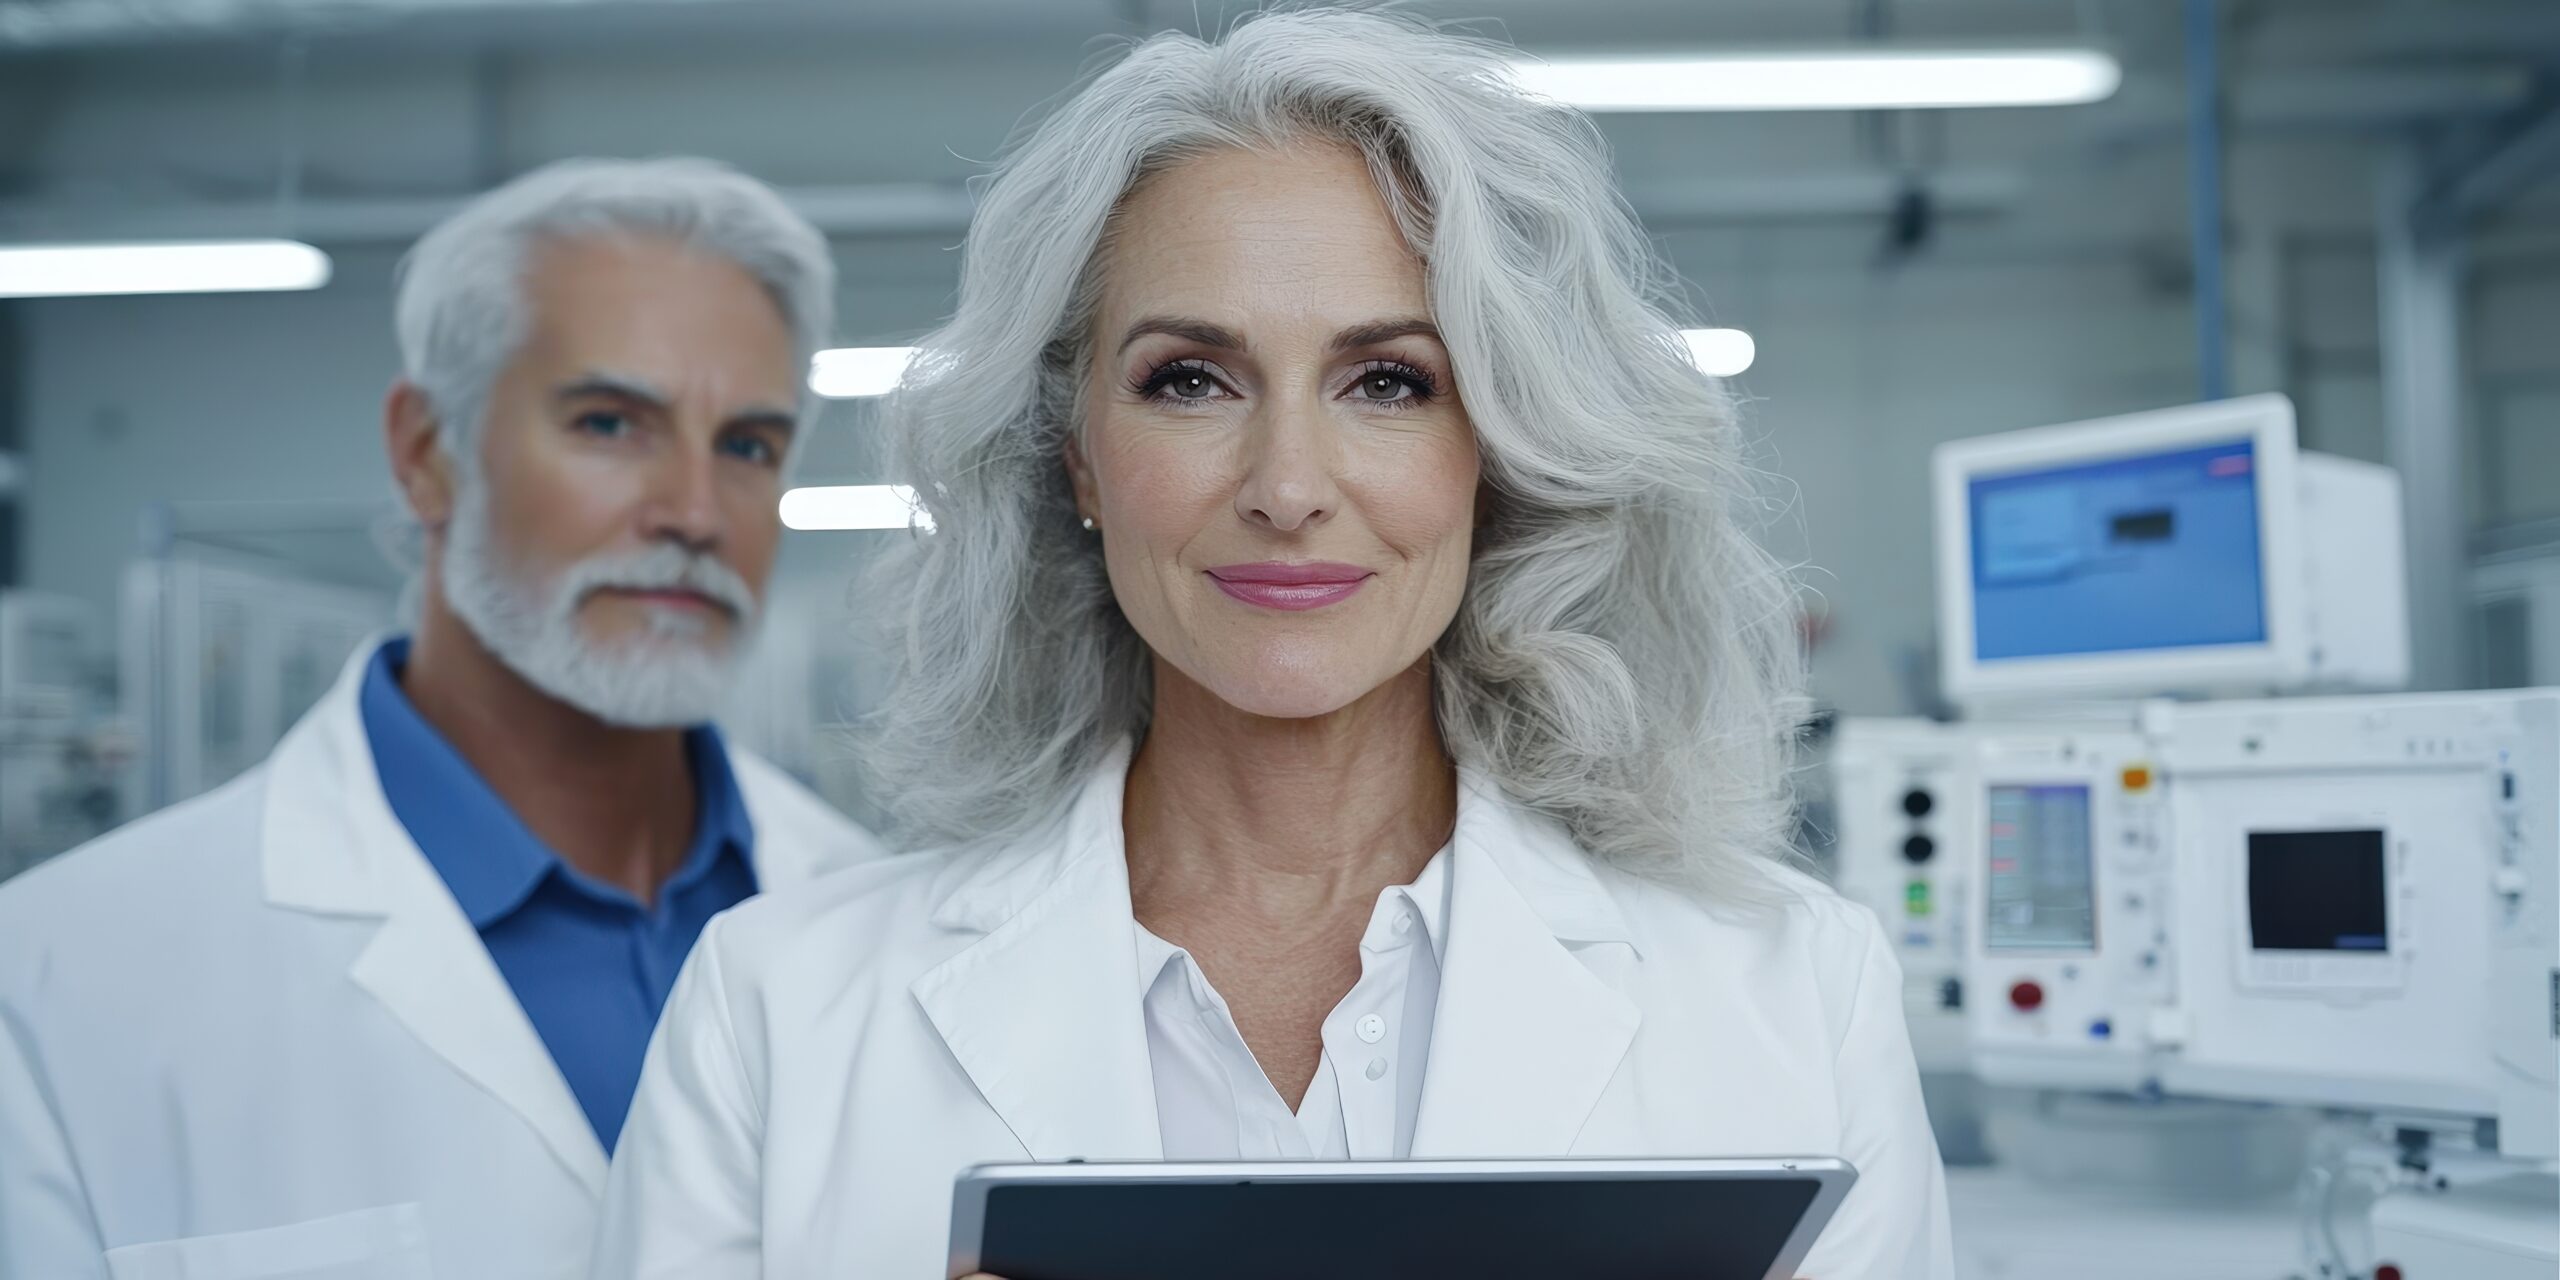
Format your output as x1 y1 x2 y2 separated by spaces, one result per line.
1135 848 1453 1161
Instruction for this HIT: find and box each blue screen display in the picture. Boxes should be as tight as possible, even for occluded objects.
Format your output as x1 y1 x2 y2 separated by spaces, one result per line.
1969 439 2266 662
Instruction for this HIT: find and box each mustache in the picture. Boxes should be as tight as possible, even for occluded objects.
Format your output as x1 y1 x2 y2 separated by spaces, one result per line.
556 545 758 621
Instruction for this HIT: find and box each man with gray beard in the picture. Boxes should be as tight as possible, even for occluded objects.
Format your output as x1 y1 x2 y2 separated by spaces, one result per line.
0 158 884 1280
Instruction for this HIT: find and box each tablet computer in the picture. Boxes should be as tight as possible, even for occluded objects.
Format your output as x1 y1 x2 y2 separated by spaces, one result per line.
947 1156 1856 1280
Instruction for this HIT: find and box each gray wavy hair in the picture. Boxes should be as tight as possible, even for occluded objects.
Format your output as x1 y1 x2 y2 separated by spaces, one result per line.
394 156 836 457
862 8 1809 901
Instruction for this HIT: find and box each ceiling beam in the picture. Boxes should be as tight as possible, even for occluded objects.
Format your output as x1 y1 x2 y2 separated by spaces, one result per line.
2077 67 2536 153
2245 5 2560 63
2416 96 2560 231
0 167 2032 246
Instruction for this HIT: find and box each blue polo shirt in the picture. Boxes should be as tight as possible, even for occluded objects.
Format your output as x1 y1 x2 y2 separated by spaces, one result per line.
358 637 758 1152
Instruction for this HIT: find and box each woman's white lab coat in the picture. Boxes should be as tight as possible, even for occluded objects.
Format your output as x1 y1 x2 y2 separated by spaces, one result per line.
0 643 883 1280
595 744 1957 1279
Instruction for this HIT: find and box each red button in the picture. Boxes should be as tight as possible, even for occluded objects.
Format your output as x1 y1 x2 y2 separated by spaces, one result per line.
2374 1265 2402 1280
2009 980 2046 1012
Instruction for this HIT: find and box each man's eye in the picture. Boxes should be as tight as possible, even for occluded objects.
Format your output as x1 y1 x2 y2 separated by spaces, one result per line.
720 435 778 465
574 411 632 438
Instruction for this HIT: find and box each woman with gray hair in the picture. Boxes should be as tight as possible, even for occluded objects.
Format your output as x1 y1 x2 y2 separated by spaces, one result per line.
597 10 1951 1278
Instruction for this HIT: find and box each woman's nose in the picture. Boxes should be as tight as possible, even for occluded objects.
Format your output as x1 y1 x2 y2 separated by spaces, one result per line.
1234 394 1342 533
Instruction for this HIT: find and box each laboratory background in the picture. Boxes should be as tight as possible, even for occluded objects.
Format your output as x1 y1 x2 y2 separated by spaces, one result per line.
0 0 2555 1277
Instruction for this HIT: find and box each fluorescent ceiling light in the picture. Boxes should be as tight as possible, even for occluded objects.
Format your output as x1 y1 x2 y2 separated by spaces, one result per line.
1509 48 2121 112
810 346 915 399
0 240 331 298
1682 328 1755 377
780 484 933 532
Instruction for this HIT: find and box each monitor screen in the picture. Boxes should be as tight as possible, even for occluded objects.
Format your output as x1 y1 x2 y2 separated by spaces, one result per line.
1985 784 2097 951
1968 438 2267 662
2248 829 2388 952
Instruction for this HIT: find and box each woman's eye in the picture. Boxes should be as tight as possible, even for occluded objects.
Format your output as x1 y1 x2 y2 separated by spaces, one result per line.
1348 364 1436 405
1357 372 1412 401
1139 362 1229 403
574 410 631 438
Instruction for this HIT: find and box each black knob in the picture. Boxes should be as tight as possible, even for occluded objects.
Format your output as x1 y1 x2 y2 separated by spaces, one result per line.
1938 977 1963 1011
1900 788 1934 818
1902 834 1936 864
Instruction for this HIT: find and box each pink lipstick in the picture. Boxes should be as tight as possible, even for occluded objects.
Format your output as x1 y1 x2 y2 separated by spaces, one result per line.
1206 561 1374 611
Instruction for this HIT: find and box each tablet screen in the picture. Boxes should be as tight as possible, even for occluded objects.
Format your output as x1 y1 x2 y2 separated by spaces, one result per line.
973 1173 1824 1280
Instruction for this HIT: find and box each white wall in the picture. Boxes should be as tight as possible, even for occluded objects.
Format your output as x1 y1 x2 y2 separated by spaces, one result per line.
21 260 404 616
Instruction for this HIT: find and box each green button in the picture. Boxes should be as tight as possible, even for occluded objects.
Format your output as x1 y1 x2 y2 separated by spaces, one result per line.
1905 880 1932 917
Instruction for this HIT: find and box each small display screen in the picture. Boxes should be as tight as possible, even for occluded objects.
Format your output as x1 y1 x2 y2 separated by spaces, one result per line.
1968 438 2267 661
1985 784 2098 951
2248 829 2389 952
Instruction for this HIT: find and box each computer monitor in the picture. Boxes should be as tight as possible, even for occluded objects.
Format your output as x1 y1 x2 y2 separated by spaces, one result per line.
1933 394 2407 704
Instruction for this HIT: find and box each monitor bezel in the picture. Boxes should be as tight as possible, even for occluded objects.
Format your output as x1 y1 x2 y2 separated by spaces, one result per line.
1934 393 2305 704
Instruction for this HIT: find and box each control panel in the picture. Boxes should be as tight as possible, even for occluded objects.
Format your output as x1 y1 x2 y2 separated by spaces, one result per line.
1965 730 2173 1091
1829 719 1985 1071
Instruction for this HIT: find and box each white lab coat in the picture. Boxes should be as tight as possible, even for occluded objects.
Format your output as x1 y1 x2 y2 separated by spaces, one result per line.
595 742 1957 1280
0 643 885 1280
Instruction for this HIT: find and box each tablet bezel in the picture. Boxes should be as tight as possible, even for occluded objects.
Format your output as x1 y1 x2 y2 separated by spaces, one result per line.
947 1156 1858 1280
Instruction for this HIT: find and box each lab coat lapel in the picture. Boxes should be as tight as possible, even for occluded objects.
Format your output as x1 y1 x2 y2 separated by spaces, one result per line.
1411 775 1642 1157
909 744 1163 1163
260 643 610 1198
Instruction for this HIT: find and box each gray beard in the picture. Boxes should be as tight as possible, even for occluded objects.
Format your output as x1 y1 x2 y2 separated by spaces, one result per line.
438 471 758 729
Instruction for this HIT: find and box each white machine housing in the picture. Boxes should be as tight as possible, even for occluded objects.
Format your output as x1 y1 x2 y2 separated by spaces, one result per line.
1965 727 2175 1091
2151 692 2560 1152
2369 1176 2559 1280
1934 394 2408 708
1829 718 1985 1072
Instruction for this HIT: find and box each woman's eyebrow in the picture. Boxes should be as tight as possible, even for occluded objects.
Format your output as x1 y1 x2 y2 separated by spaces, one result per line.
1330 318 1441 352
1117 316 1246 355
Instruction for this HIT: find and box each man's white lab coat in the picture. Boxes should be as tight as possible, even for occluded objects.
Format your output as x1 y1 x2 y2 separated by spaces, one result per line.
0 643 884 1279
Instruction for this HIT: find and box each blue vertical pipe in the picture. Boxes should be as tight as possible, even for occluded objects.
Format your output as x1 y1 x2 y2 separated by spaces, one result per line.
2186 0 2230 401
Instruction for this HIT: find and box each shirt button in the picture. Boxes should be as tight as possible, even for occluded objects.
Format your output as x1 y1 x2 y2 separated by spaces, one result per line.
1356 1013 1386 1043
1392 911 1415 936
1365 1057 1388 1081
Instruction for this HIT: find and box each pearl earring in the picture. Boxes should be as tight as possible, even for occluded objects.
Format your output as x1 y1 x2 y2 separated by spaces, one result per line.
1080 516 1097 533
